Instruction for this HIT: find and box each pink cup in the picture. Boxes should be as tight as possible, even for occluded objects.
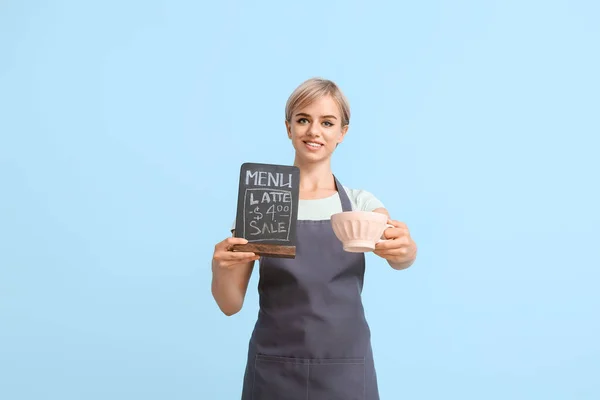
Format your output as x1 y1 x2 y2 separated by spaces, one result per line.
330 211 394 253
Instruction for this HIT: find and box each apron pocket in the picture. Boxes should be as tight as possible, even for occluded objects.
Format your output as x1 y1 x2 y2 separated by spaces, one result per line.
308 357 366 400
253 354 308 400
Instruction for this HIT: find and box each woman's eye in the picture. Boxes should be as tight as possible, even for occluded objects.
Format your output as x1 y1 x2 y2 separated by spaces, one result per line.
323 121 333 127
297 118 309 124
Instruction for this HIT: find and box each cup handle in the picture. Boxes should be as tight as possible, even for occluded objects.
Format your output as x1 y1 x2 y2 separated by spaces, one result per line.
376 224 395 243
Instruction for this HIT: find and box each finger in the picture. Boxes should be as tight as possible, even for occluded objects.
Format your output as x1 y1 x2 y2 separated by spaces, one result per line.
220 252 260 263
216 237 249 250
373 249 397 258
221 250 258 260
382 227 405 240
221 256 260 269
394 230 410 240
215 249 256 261
374 248 408 259
387 219 407 229
225 237 250 246
374 242 401 252
375 238 409 250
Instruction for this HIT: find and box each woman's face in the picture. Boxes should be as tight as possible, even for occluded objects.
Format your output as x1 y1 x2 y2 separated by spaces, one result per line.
286 95 348 164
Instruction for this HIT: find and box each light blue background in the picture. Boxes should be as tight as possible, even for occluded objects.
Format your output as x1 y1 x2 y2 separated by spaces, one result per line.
1 1 599 399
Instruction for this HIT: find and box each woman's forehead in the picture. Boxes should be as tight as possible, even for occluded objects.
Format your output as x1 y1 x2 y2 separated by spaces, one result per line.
294 95 341 116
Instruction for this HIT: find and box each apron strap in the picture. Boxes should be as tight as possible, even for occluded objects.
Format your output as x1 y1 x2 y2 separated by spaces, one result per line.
333 175 353 212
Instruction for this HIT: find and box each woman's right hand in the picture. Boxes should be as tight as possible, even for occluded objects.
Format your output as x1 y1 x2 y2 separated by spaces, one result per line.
212 237 260 269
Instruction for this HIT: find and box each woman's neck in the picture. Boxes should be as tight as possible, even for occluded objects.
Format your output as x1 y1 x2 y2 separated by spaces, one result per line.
293 157 337 197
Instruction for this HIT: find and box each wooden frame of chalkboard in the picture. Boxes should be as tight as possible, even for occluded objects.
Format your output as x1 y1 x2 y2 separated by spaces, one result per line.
231 162 300 258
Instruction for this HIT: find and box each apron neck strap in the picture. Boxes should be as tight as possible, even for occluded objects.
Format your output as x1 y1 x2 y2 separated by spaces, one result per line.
333 175 353 212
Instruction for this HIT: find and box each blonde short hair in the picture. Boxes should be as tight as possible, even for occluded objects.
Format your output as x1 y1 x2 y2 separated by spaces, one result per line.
285 78 351 126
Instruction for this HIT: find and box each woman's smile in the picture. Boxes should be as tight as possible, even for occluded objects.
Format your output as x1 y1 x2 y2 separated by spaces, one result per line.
303 140 324 151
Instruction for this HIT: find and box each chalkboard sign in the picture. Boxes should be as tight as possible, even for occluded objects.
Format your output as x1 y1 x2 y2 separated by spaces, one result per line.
232 162 300 258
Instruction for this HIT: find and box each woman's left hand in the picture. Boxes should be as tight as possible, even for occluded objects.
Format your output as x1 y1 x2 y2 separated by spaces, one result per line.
373 219 417 268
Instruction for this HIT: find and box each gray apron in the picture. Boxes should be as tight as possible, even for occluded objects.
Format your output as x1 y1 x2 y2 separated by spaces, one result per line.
241 176 380 400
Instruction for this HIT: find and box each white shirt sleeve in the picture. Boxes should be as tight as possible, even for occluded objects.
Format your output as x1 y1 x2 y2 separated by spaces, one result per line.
344 187 385 211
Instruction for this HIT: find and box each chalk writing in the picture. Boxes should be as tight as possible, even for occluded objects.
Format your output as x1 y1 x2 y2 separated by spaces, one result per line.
244 188 292 241
245 170 293 188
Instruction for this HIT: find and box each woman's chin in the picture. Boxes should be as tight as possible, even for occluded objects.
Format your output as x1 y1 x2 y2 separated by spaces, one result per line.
295 153 331 165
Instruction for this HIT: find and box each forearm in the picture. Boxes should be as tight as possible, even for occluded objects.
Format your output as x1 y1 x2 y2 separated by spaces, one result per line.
211 260 248 316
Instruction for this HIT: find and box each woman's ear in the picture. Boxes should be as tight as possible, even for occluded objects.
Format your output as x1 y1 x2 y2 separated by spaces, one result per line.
337 124 349 144
285 120 292 139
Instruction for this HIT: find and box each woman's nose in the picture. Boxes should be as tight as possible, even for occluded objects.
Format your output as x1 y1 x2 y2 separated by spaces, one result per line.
308 123 321 136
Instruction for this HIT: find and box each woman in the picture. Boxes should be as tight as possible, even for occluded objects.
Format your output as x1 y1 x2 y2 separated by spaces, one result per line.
211 77 418 400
